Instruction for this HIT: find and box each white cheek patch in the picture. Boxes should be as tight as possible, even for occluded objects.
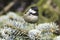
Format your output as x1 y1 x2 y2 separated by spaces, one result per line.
29 9 36 14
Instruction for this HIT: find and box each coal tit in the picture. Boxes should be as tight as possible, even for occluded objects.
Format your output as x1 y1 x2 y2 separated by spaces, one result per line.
23 6 39 23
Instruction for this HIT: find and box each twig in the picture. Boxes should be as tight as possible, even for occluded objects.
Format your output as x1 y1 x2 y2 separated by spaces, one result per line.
0 0 17 15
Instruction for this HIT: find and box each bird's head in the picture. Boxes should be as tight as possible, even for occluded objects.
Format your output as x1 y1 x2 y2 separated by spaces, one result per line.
27 6 39 16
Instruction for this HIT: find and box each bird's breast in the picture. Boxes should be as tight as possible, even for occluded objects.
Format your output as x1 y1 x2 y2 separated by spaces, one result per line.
23 14 38 23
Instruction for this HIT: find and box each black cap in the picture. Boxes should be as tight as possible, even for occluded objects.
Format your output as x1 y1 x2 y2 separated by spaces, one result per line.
31 6 38 11
29 6 38 16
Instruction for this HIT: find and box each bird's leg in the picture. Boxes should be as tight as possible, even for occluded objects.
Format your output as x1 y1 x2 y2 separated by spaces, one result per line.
33 23 36 29
28 23 30 25
34 23 35 29
34 23 38 29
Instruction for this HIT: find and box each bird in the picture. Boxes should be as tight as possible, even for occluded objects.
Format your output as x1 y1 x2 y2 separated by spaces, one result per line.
23 6 39 28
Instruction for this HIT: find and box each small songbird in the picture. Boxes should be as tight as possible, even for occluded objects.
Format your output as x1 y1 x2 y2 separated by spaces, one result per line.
23 6 39 24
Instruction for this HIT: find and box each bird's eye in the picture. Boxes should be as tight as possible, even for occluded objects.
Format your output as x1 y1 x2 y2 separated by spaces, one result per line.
30 12 32 14
28 12 32 15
